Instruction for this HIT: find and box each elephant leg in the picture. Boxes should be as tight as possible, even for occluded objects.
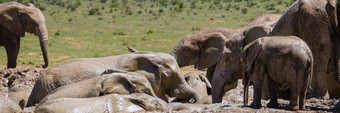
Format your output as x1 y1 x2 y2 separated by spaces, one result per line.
4 37 19 68
286 70 303 111
211 72 226 103
266 76 278 108
206 64 216 95
312 54 329 99
250 64 265 109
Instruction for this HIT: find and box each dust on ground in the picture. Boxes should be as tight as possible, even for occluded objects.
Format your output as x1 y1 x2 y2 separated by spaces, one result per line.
0 66 338 113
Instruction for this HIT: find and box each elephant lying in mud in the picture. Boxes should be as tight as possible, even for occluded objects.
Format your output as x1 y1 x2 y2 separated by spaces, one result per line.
172 72 212 104
0 2 49 68
221 36 313 110
170 14 280 83
38 70 156 105
27 52 202 106
0 95 23 112
35 93 168 112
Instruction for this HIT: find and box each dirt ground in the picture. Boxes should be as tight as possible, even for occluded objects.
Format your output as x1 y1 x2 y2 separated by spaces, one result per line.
0 66 339 113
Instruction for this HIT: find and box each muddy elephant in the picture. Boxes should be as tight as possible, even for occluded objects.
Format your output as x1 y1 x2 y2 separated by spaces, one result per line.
38 70 156 105
238 36 313 110
270 0 340 99
27 52 202 106
35 93 168 112
0 2 49 68
170 14 280 84
0 95 23 112
171 72 212 104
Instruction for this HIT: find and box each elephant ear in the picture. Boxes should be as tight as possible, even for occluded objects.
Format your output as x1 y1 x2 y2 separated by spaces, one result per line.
0 4 25 37
196 32 226 70
121 56 161 79
243 26 271 46
242 38 262 72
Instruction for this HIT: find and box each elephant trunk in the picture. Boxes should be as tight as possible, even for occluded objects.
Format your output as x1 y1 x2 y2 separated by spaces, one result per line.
37 26 49 68
171 81 203 103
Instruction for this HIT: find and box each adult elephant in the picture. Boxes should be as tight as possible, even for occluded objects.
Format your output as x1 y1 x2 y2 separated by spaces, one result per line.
271 0 340 99
26 52 202 106
0 2 49 68
170 14 280 84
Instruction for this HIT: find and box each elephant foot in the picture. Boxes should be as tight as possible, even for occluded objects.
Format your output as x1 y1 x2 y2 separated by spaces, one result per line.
267 100 278 108
249 102 262 109
299 105 306 110
284 105 299 111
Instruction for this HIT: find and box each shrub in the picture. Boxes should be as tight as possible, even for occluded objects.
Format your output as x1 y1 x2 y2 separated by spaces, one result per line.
88 7 101 15
113 32 126 36
55 31 60 36
242 8 247 14
146 30 154 34
159 8 164 13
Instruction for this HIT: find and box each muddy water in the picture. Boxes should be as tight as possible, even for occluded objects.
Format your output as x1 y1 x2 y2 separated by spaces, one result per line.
0 67 339 112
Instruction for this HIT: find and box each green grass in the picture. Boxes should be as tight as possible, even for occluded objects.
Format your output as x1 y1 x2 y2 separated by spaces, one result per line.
0 0 294 68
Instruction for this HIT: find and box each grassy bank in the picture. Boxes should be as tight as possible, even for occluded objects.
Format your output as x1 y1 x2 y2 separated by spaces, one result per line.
0 0 293 68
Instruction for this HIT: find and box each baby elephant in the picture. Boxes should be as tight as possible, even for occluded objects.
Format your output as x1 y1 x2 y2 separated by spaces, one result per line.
243 36 313 110
38 70 156 105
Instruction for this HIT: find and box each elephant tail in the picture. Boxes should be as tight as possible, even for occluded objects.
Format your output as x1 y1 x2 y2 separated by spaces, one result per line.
306 53 314 95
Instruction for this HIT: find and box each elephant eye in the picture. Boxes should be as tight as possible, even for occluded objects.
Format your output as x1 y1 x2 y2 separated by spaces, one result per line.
225 57 230 63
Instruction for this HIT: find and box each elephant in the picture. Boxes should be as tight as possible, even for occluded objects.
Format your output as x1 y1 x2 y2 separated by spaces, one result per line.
34 93 168 113
171 72 212 104
326 0 340 87
240 36 313 110
270 0 340 99
38 70 156 105
0 95 23 112
26 52 202 106
170 14 280 85
0 2 49 68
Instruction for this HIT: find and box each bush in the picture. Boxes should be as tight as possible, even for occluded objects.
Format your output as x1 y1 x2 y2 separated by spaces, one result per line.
113 32 126 36
146 30 154 34
159 8 164 13
242 8 247 14
55 31 60 36
88 7 101 15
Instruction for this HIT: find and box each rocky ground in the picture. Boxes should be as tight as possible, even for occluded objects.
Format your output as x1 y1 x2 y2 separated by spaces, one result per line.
0 66 339 113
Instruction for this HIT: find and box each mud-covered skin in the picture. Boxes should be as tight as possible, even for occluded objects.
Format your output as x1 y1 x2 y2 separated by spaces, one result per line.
210 26 273 103
0 95 22 112
171 14 281 83
271 0 340 99
0 2 49 68
172 72 212 104
38 70 156 105
34 93 168 113
27 52 202 106
241 36 313 110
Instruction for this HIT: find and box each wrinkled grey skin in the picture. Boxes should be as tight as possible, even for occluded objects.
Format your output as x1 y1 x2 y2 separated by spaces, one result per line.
35 93 168 113
0 2 48 68
241 36 313 110
270 0 340 99
170 14 281 84
38 70 156 105
27 52 202 106
172 72 212 104
207 25 272 103
0 95 23 112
